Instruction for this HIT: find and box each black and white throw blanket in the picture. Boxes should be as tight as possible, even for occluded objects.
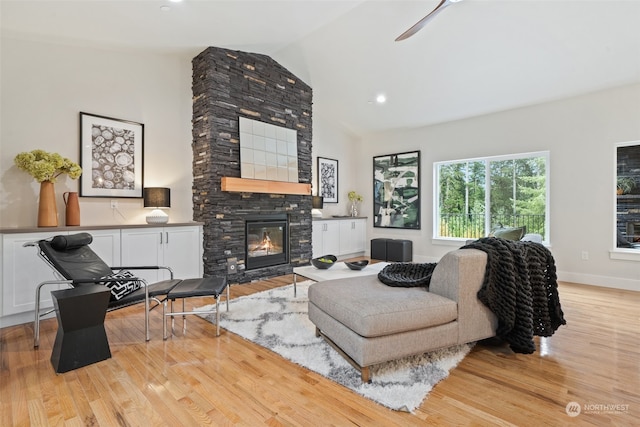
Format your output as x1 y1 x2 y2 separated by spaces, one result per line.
462 237 566 354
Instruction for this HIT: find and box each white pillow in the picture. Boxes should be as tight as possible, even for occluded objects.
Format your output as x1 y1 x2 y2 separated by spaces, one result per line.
521 233 543 243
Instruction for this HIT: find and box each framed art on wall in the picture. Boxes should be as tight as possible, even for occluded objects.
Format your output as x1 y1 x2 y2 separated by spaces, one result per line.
373 150 420 229
317 157 338 203
79 112 144 198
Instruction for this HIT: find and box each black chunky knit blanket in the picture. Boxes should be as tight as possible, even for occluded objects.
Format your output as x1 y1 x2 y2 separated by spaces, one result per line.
462 237 566 354
378 262 438 288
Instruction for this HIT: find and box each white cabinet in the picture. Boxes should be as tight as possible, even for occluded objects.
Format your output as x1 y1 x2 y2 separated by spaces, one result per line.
1 229 121 317
312 220 341 259
121 228 163 283
121 226 202 283
162 226 202 278
2 232 64 317
312 218 366 259
339 219 366 256
86 228 121 267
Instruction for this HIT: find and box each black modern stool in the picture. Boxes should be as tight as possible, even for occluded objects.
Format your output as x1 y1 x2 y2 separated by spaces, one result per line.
371 238 392 260
164 277 228 339
387 239 413 262
50 284 111 373
371 238 413 262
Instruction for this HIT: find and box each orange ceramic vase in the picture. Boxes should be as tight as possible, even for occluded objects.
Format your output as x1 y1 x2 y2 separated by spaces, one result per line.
63 192 80 226
38 180 58 227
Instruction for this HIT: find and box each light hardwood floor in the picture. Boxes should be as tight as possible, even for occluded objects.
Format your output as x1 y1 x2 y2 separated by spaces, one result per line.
1 274 638 426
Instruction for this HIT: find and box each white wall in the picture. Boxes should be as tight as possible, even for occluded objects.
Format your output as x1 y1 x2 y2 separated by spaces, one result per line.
311 107 363 218
0 36 194 227
357 84 640 290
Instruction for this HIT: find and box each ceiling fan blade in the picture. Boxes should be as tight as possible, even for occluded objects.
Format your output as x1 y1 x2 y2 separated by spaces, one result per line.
395 0 454 42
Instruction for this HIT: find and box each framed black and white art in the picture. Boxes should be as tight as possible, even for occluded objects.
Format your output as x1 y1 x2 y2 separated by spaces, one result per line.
79 112 144 198
317 157 338 203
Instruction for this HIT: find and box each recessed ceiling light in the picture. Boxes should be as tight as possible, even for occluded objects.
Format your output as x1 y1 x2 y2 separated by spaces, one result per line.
160 5 170 11
376 94 387 104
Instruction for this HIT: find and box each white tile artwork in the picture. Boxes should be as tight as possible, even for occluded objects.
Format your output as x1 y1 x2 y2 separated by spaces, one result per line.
240 117 298 183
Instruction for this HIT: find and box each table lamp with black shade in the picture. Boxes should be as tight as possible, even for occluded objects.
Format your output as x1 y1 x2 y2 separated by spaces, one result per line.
311 195 323 218
143 187 171 224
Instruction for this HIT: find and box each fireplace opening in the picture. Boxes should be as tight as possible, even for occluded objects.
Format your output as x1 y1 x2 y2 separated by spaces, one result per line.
245 214 289 270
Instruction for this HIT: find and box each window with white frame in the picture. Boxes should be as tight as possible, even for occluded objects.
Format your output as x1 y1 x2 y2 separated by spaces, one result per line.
434 151 549 241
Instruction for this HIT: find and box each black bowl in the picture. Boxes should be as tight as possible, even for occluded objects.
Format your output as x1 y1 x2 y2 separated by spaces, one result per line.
345 260 369 271
311 254 338 269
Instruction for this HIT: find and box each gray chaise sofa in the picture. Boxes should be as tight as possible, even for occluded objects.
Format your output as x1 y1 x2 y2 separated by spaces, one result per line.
308 248 498 382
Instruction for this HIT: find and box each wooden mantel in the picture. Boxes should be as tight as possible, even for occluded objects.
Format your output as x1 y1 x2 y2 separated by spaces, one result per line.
221 177 311 195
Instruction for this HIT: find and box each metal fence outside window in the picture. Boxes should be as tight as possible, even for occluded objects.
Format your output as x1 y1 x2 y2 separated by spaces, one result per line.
439 213 545 239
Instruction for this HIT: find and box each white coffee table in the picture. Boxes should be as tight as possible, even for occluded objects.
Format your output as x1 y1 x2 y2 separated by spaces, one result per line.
292 261 388 296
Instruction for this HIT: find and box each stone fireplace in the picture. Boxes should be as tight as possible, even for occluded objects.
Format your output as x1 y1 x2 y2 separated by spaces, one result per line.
191 46 313 283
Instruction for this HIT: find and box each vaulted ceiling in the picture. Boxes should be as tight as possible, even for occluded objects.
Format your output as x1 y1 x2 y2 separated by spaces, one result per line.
2 0 639 135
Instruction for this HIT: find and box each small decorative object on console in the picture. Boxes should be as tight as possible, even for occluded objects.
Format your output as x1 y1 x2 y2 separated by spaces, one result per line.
311 254 337 269
347 190 363 217
311 195 324 218
14 149 82 183
14 149 82 227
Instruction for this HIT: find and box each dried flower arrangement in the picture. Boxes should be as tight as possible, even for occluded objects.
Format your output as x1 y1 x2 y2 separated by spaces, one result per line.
348 191 363 202
14 149 82 183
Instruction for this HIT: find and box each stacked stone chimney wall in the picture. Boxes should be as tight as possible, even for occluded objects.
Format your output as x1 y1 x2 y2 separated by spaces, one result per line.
192 46 313 283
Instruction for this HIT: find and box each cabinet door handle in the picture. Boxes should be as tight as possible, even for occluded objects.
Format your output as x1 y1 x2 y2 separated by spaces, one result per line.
165 232 169 244
160 232 163 245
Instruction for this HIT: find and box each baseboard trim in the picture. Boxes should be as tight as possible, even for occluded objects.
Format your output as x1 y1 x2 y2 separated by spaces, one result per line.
1 309 56 329
555 271 640 291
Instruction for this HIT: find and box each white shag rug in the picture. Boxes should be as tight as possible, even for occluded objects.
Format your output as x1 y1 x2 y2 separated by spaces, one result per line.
198 281 473 412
